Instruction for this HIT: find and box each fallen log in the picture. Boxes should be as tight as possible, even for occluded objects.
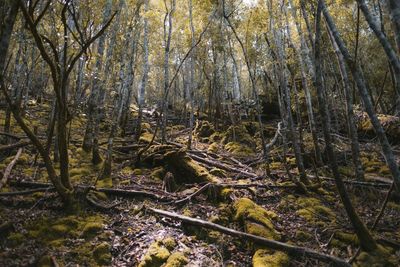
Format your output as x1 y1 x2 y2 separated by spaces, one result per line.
145 207 351 267
307 175 392 188
7 181 175 202
0 148 22 190
0 187 53 196
0 131 22 140
189 153 258 179
0 140 30 152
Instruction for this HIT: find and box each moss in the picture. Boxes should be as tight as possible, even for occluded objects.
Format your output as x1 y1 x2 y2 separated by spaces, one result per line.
93 242 112 265
353 245 398 267
151 167 166 180
295 230 312 241
221 124 254 147
334 232 358 246
209 132 222 143
70 167 91 177
164 252 189 267
133 168 146 175
7 232 24 247
208 142 219 153
378 165 390 176
253 249 289 267
139 241 171 267
96 177 113 188
194 120 215 138
224 142 254 157
209 168 226 178
233 198 280 240
120 166 134 175
162 237 177 250
82 222 103 238
37 255 52 267
163 149 219 184
207 230 222 242
295 197 335 224
139 132 154 143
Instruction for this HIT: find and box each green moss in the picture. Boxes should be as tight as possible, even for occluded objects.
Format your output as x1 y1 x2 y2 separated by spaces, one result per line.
82 222 103 238
194 121 215 138
233 198 280 240
354 245 398 267
295 230 312 241
139 132 154 143
162 237 177 250
96 177 113 188
151 167 166 180
37 255 52 267
208 142 219 153
7 232 24 247
334 232 358 246
209 132 222 143
224 142 254 157
221 124 254 147
93 242 112 265
164 252 189 267
295 197 335 225
253 249 289 267
139 241 171 267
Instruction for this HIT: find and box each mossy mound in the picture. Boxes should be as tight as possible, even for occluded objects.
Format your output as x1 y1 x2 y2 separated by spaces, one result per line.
208 142 219 153
353 245 398 267
93 242 112 265
295 197 335 226
221 124 255 148
194 120 215 139
26 214 104 246
164 252 189 267
163 149 219 184
139 238 183 267
224 142 255 157
233 198 280 240
253 249 289 267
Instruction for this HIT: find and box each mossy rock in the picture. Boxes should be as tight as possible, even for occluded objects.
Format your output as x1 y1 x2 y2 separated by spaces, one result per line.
139 241 171 267
295 230 312 242
208 142 219 153
221 124 255 148
93 242 112 265
224 142 254 157
151 167 166 180
162 237 177 250
295 197 335 225
353 245 398 267
253 249 289 267
194 120 215 138
164 252 189 267
82 222 104 238
233 198 280 240
163 149 219 184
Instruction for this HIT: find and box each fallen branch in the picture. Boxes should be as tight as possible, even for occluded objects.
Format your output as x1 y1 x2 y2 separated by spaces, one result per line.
308 175 391 188
0 148 22 190
8 181 175 202
0 131 22 140
145 207 351 267
0 187 54 196
0 140 30 152
189 153 258 179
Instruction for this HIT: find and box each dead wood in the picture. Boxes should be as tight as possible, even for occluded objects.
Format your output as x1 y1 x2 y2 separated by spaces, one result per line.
0 140 30 152
0 148 22 190
145 207 351 267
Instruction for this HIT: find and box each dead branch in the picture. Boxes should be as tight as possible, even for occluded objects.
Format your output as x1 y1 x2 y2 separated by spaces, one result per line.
0 148 22 190
145 207 351 267
0 140 30 152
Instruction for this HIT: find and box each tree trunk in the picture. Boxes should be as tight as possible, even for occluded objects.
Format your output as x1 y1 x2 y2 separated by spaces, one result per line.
318 0 379 252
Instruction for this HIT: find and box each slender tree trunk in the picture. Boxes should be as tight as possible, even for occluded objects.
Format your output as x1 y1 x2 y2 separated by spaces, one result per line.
316 0 377 252
136 0 150 141
187 0 195 149
327 26 364 181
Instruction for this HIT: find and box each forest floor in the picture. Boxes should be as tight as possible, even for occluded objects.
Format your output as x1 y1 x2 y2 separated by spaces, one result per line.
1 103 400 266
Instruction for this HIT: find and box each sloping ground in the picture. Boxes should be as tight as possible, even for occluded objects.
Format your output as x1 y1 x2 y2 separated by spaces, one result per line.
0 107 400 266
